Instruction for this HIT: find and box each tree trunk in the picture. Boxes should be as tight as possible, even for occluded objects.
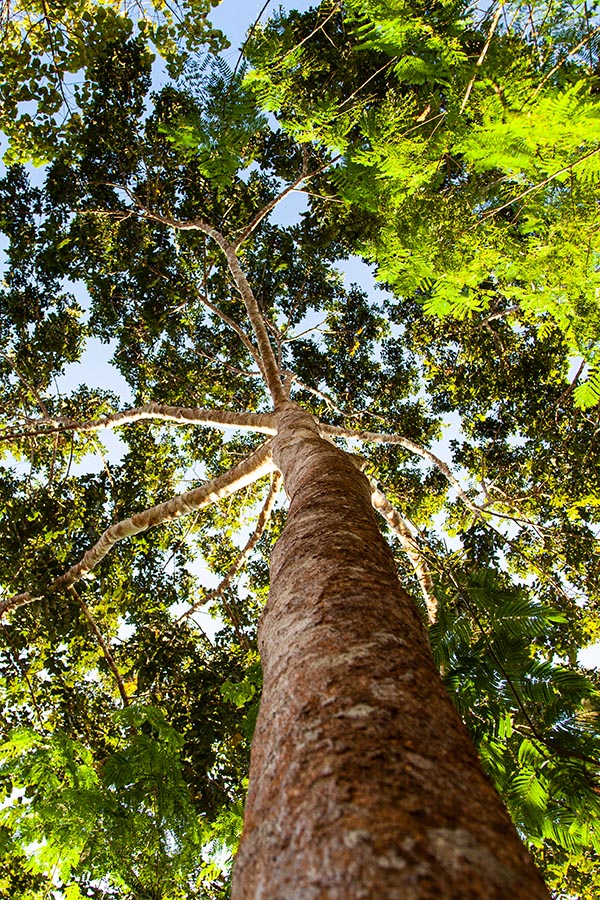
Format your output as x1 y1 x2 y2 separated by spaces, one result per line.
232 403 549 900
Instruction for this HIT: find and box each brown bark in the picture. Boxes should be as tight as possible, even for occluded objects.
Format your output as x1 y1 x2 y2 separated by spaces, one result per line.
232 403 549 900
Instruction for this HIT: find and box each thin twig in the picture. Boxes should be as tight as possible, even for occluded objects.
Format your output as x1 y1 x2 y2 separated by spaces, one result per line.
281 319 328 343
231 0 272 80
197 346 263 380
460 3 503 114
289 375 361 419
473 305 520 328
338 56 397 111
1 351 50 416
90 436 117 496
474 145 600 226
70 586 130 707
276 1 342 65
1 622 44 726
552 359 586 416
530 21 600 100
196 288 267 378
233 155 342 250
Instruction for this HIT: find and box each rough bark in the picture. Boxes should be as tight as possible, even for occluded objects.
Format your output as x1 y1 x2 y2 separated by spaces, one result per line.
232 403 549 900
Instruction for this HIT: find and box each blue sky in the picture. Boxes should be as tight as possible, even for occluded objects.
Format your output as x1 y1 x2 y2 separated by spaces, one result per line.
211 0 316 56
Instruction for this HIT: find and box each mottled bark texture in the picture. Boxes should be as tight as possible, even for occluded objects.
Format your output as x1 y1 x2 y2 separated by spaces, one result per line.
232 403 549 900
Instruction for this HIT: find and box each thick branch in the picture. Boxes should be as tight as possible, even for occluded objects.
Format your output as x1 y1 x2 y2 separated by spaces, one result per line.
1 442 275 618
370 483 437 623
134 210 286 406
220 243 287 407
2 402 276 442
320 424 483 518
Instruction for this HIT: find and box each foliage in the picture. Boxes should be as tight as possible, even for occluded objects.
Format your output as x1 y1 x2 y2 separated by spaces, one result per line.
0 0 224 163
158 56 268 191
0 708 204 895
246 0 600 405
431 568 600 875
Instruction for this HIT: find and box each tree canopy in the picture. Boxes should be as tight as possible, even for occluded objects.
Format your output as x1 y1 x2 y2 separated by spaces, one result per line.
0 1 599 897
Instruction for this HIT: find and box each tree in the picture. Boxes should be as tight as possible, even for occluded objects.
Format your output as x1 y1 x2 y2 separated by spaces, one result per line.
0 2 599 898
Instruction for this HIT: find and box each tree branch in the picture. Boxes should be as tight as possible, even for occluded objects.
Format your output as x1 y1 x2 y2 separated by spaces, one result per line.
232 153 341 250
370 482 438 623
324 423 553 545
319 429 576 610
219 241 287 407
196 288 267 379
551 359 586 416
1 350 50 416
197 347 263 380
460 3 503 113
530 21 600 100
472 305 520 329
1 401 276 442
123 207 285 406
320 424 483 518
1 622 44 726
278 0 342 62
178 472 283 640
476 144 600 225
1 442 275 618
289 375 361 419
70 586 130 707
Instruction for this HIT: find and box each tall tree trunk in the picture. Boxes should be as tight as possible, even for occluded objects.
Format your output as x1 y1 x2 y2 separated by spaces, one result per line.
232 403 549 900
